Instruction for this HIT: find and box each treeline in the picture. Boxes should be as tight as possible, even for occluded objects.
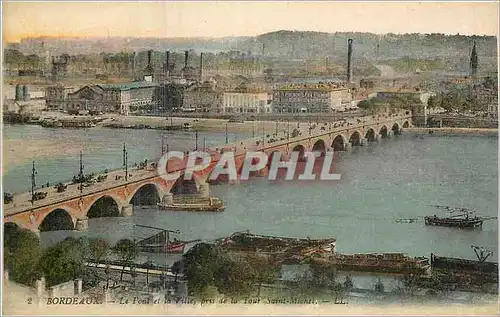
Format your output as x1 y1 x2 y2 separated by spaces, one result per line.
4 224 138 289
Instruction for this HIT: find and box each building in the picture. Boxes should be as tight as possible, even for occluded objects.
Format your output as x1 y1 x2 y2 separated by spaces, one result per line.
273 82 352 113
183 81 223 112
222 84 271 114
45 85 77 110
66 81 157 115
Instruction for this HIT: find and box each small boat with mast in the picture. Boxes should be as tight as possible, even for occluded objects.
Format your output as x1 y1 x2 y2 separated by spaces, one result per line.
424 205 487 229
134 224 200 254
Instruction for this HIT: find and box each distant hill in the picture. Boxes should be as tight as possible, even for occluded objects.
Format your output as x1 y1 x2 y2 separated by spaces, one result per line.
237 30 497 61
7 30 497 61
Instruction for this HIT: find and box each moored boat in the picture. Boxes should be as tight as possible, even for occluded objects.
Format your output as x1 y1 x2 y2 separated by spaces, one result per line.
157 196 225 212
326 252 430 275
424 215 483 228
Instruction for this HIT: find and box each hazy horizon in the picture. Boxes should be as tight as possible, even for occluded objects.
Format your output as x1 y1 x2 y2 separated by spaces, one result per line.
3 1 499 43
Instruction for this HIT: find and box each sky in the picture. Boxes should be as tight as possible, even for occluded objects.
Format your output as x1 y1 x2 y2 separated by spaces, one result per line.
2 1 499 42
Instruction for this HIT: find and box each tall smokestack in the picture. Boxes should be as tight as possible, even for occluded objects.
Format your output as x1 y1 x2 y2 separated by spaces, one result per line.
147 50 152 69
347 39 353 83
470 41 478 77
184 50 189 68
132 52 136 79
199 53 203 82
262 43 265 56
164 51 170 73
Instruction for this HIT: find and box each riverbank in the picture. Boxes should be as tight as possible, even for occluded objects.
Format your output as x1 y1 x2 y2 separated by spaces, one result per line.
405 127 498 136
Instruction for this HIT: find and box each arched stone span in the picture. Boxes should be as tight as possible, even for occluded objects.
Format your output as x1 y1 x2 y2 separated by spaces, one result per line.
402 121 410 128
39 208 75 231
312 139 327 156
291 144 307 162
130 183 160 206
365 128 376 142
331 135 345 151
379 125 388 139
391 123 401 135
87 196 121 218
349 131 361 146
267 151 284 168
171 176 199 194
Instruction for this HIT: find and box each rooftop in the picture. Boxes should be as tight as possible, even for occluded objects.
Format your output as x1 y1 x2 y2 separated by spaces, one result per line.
277 82 349 91
96 81 157 91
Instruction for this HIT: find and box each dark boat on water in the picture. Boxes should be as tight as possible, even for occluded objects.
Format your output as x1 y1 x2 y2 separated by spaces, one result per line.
425 205 487 229
424 214 483 228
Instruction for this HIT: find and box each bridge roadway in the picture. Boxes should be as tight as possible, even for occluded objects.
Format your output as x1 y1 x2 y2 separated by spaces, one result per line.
3 113 412 231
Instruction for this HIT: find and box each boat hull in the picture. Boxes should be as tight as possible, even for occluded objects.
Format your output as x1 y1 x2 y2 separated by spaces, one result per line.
137 243 186 254
424 216 483 228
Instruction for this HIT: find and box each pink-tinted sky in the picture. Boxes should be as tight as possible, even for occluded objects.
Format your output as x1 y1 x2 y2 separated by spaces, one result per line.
3 1 499 42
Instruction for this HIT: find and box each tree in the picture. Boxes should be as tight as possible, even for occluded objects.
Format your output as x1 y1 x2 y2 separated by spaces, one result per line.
245 254 278 297
88 238 110 264
4 224 43 286
182 243 218 297
113 239 138 281
38 237 87 287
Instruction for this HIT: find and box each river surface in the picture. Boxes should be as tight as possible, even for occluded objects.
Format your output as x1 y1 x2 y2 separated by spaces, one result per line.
3 124 498 265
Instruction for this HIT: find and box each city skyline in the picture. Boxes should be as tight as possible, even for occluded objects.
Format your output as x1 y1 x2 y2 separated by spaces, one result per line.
2 1 499 43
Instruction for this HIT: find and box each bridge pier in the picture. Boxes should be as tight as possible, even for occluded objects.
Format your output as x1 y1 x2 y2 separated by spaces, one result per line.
120 204 133 217
162 193 173 205
360 138 368 146
199 183 210 198
75 218 89 231
387 130 394 138
33 229 41 239
258 166 269 177
344 142 352 151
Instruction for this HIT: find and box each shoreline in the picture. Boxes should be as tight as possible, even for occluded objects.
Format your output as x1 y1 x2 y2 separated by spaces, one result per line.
405 127 498 136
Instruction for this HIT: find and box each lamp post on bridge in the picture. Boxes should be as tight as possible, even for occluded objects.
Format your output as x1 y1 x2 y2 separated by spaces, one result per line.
78 151 85 194
31 161 37 205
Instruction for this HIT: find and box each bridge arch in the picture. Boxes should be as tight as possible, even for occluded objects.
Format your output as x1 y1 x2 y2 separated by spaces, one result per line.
402 120 410 128
39 208 75 231
87 195 121 218
391 123 401 135
379 125 388 139
291 144 307 162
365 128 376 142
312 139 327 156
171 175 199 195
129 183 161 206
349 131 362 146
267 150 284 168
331 134 345 151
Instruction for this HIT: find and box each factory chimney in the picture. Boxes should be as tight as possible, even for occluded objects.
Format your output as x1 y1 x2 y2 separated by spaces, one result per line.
199 53 203 82
132 52 136 80
147 50 152 69
184 51 189 69
164 51 170 73
347 39 353 84
470 41 478 77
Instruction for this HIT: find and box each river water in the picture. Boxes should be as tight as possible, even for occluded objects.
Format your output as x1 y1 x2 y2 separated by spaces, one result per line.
3 124 498 265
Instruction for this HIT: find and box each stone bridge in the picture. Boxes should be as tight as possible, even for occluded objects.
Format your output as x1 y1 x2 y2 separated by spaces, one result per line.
3 113 412 234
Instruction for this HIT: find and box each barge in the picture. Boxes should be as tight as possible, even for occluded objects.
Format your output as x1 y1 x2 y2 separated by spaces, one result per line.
318 252 430 275
157 196 225 212
218 231 336 264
